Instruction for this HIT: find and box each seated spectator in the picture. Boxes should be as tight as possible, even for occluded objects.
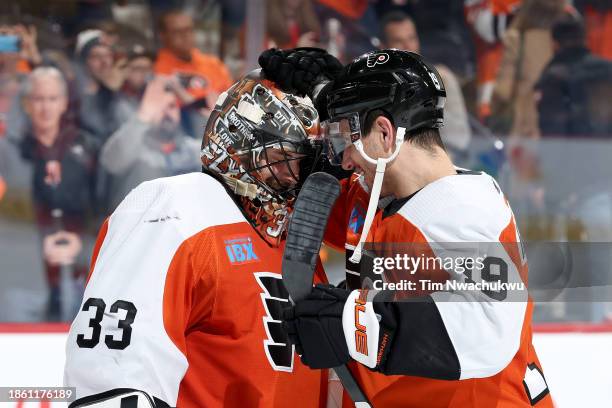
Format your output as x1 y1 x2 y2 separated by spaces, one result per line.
154 9 232 108
380 11 472 161
266 0 321 48
100 76 201 211
74 29 123 146
535 17 612 137
20 67 97 320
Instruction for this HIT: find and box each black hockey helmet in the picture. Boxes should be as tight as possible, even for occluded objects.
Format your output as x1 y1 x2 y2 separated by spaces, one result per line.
322 50 446 164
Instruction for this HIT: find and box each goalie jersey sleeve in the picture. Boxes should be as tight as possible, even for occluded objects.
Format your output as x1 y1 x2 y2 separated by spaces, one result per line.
64 173 326 408
341 171 552 407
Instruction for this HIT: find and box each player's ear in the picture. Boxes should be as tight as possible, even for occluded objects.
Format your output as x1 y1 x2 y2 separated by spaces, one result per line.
376 116 394 153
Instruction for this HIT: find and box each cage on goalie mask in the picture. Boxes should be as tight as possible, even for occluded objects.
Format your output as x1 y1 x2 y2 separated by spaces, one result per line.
201 70 323 246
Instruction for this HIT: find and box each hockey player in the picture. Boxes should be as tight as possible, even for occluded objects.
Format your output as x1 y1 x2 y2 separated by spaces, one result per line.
63 71 331 407
263 49 553 407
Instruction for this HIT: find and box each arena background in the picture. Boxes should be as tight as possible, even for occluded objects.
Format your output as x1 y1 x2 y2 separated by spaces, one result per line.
1 0 611 406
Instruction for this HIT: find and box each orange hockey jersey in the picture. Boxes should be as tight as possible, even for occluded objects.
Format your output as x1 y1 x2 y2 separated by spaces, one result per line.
325 170 553 408
64 172 327 407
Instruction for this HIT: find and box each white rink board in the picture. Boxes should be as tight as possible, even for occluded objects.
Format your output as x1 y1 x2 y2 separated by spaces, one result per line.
0 333 68 407
533 332 612 407
0 331 610 407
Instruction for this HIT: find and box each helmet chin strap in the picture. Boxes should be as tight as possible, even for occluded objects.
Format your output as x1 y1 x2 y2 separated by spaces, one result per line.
349 127 406 264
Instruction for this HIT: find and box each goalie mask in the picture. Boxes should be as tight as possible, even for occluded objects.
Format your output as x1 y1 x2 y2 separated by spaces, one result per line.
201 70 322 247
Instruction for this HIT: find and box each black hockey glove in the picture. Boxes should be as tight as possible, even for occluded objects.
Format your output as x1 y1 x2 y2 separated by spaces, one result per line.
258 47 343 121
285 285 400 371
283 284 351 369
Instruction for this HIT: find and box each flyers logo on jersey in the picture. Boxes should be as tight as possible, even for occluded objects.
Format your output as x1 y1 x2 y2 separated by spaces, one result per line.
224 237 258 264
366 52 390 68
254 272 294 372
354 289 369 355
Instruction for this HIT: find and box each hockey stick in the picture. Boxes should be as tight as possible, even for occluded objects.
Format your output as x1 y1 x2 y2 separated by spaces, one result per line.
283 172 372 408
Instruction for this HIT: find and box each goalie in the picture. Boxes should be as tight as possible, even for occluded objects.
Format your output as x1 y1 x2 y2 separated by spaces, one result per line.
63 71 332 407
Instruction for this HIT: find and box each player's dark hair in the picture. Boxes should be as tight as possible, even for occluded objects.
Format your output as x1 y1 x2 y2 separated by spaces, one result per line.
380 11 415 44
363 110 445 152
409 127 445 152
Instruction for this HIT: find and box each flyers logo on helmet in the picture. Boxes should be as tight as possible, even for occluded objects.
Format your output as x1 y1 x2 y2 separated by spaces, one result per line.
366 52 390 68
354 289 369 355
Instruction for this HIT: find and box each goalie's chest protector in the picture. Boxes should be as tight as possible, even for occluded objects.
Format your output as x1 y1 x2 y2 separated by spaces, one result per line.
64 173 326 408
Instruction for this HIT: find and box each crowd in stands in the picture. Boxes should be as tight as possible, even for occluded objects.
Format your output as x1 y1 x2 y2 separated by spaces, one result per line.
0 0 610 321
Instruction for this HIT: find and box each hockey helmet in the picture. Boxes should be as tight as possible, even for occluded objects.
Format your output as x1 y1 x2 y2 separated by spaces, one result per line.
322 49 446 165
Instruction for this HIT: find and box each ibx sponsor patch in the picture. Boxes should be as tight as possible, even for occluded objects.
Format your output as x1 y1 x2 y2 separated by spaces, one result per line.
224 236 259 264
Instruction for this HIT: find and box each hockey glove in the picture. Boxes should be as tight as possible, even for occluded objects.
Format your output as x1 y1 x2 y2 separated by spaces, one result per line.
258 47 343 121
284 284 397 370
283 284 351 369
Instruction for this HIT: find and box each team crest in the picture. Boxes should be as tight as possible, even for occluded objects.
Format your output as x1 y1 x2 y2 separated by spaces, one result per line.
254 272 294 372
366 52 390 68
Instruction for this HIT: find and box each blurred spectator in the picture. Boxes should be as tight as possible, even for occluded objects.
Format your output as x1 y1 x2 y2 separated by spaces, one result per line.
220 0 246 75
110 0 155 41
375 0 474 80
314 0 379 61
154 9 232 109
576 0 612 60
380 11 472 159
117 43 155 110
492 0 574 138
464 0 522 120
19 67 97 320
0 22 42 139
100 76 201 211
0 35 25 139
8 23 43 69
535 16 612 137
74 29 123 146
266 0 321 48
